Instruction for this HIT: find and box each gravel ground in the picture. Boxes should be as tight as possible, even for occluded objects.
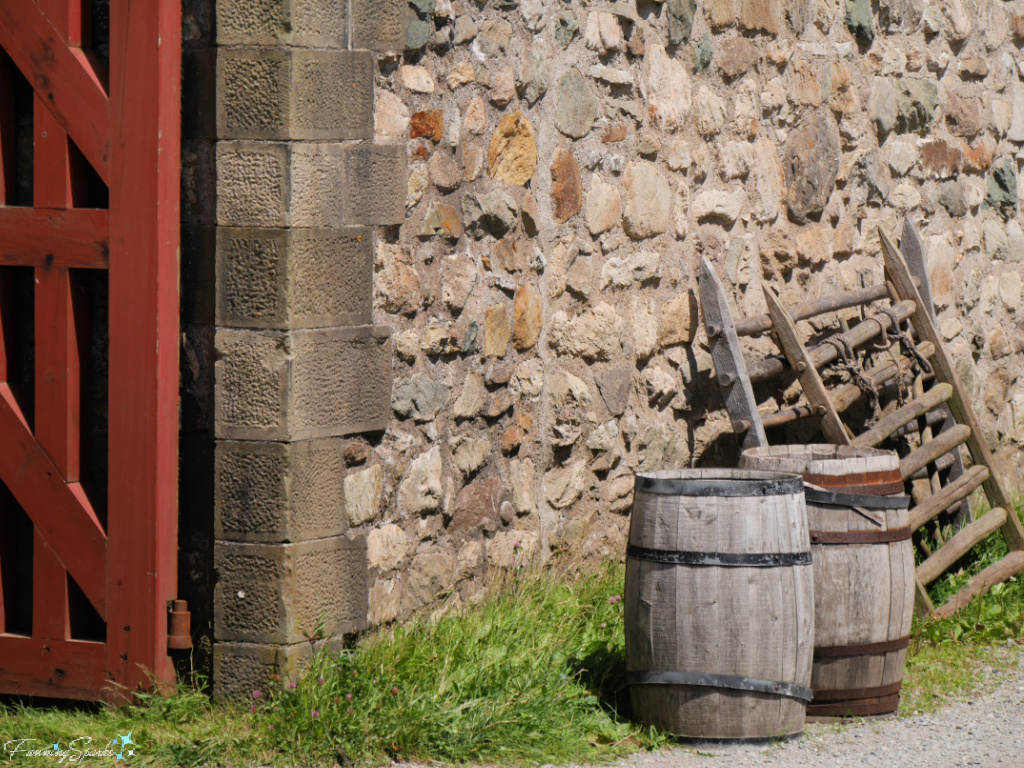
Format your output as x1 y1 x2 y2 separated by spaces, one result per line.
605 650 1024 768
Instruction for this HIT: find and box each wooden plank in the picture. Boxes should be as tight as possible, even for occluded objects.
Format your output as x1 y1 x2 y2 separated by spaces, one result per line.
0 54 15 204
32 531 70 640
914 376 942 502
735 283 891 337
906 452 956 481
893 409 946 439
748 300 918 382
880 228 1024 551
0 0 109 183
698 257 767 449
931 552 1024 619
917 508 1008 586
32 67 83 643
0 207 109 269
900 424 971 481
852 383 952 448
34 267 84 481
0 384 105 618
106 0 181 696
763 286 850 445
909 465 989 531
0 635 107 700
901 220 972 526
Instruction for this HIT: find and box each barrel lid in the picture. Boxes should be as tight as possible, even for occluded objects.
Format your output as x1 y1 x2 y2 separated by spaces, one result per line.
740 444 900 477
634 469 804 497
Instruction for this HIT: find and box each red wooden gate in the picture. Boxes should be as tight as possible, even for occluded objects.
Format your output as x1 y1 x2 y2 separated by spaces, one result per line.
0 0 180 700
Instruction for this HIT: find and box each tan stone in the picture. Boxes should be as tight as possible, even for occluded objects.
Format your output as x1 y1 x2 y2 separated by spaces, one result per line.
585 175 621 235
398 447 443 514
487 111 538 186
739 0 780 33
452 436 491 476
368 578 402 625
375 90 410 141
367 524 408 571
454 373 487 419
795 224 834 266
550 146 583 223
512 283 543 350
465 96 486 135
509 458 536 514
707 0 738 28
345 464 382 527
447 61 475 89
660 291 699 347
489 66 516 106
643 45 692 131
990 325 1012 359
484 303 511 357
549 302 623 360
622 161 672 239
400 65 435 93
544 460 586 509
462 144 485 180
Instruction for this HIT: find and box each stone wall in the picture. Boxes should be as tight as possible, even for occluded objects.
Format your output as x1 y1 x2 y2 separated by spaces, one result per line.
179 0 404 699
356 0 1024 626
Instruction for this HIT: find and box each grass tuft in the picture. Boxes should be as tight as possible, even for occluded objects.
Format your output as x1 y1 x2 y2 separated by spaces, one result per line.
247 563 665 766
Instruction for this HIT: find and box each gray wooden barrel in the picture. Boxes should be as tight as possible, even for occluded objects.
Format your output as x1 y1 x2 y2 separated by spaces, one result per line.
740 446 914 719
625 469 814 745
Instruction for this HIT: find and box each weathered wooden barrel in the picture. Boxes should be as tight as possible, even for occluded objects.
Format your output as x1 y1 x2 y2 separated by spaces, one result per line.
625 470 814 745
740 446 914 719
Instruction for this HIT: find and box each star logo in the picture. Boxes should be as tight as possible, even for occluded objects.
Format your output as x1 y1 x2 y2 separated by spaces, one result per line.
128 750 134 757
119 731 135 749
114 751 125 763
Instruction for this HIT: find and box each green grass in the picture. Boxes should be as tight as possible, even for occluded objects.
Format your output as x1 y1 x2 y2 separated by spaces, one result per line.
0 564 664 767
3 515 1024 768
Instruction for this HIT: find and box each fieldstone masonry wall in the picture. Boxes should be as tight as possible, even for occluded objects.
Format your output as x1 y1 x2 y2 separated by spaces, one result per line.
178 0 1024 697
362 0 1024 628
179 0 405 699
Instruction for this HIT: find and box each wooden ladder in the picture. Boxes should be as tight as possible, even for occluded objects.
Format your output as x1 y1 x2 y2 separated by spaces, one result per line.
699 222 1024 619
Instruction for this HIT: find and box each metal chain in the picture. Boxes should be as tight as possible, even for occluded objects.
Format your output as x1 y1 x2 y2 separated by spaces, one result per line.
823 335 881 424
873 307 933 377
866 311 908 408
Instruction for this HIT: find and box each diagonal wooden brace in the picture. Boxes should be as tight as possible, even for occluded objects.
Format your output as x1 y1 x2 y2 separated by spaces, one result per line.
0 384 106 619
763 286 851 445
698 257 767 449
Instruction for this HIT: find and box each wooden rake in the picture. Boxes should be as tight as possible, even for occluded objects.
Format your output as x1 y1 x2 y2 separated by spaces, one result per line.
699 223 1024 619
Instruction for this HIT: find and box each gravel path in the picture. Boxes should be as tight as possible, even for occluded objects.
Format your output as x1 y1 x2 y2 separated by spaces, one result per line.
605 650 1024 768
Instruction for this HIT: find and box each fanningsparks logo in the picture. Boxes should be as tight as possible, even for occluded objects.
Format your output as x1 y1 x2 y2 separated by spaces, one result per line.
4 731 137 763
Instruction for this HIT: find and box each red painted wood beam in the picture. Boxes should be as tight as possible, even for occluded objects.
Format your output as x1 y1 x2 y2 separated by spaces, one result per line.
0 385 105 619
0 207 109 269
0 0 109 183
0 635 107 700
0 55 15 205
106 0 181 696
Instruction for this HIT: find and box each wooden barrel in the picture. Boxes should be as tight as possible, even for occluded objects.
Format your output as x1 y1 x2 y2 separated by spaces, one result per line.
625 470 814 745
740 445 914 719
